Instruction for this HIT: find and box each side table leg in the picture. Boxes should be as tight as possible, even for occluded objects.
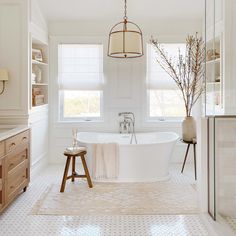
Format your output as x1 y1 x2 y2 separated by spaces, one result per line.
181 144 190 173
72 156 75 182
193 143 197 180
60 156 71 192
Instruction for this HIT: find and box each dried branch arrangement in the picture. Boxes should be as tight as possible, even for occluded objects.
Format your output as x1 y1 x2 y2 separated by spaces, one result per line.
150 33 205 117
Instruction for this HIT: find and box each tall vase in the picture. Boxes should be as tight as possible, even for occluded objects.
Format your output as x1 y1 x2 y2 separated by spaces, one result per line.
182 116 196 142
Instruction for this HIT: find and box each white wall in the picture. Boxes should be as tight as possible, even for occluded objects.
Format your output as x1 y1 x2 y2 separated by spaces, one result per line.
0 0 49 170
0 0 29 122
48 19 203 164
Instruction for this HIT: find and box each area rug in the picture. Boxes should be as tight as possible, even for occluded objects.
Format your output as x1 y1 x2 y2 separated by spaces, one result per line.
31 181 198 216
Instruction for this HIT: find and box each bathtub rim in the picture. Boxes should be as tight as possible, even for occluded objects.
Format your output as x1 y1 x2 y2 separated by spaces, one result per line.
77 131 179 146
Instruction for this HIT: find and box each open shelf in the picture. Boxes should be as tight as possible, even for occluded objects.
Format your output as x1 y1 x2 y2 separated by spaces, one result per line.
32 83 48 86
206 58 221 65
31 37 49 110
205 33 223 115
206 81 221 85
31 104 49 112
32 60 48 66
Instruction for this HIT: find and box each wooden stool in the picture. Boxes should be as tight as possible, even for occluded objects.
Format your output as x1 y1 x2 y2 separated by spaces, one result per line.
181 139 197 180
60 147 93 192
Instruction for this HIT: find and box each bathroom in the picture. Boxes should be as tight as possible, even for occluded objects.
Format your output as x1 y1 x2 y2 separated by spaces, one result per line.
0 0 235 235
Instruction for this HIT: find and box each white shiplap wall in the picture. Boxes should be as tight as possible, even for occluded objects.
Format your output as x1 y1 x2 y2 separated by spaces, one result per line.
48 19 203 164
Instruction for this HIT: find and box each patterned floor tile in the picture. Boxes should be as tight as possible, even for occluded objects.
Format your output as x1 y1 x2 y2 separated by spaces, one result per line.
0 164 210 236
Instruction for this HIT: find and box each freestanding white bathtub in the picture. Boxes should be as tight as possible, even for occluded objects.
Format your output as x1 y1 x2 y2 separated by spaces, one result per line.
77 132 179 182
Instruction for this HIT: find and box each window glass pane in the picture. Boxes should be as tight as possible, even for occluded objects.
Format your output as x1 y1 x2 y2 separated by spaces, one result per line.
63 91 101 118
149 90 185 118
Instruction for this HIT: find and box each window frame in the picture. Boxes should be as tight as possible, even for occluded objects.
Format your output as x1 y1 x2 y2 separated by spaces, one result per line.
58 43 104 122
146 42 186 122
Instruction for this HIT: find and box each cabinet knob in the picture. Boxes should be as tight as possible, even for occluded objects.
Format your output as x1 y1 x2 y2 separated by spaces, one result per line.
10 143 16 147
22 137 27 141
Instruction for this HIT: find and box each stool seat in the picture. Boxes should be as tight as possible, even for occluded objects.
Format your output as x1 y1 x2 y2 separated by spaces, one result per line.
64 147 86 156
60 146 93 192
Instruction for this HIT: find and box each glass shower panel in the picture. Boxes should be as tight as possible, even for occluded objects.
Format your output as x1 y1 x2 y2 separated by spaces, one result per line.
208 117 216 219
215 117 236 232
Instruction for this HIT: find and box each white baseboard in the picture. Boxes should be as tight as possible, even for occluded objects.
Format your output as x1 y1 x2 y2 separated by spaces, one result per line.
31 154 48 179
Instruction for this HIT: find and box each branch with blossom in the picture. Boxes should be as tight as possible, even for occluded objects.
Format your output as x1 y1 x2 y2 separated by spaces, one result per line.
150 33 205 117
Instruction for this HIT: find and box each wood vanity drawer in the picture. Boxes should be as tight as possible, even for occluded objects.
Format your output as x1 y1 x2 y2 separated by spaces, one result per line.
6 161 28 200
5 147 28 173
0 142 5 158
0 157 4 211
6 130 29 153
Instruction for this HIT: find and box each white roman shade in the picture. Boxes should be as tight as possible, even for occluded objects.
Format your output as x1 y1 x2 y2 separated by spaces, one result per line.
147 43 185 90
58 44 103 90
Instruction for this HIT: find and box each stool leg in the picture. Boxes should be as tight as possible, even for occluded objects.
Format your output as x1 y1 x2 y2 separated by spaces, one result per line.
81 154 93 188
72 156 75 182
193 143 197 180
60 156 71 192
181 144 190 173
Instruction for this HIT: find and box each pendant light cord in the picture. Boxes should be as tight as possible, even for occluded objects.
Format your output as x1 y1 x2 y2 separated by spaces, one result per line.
124 0 127 20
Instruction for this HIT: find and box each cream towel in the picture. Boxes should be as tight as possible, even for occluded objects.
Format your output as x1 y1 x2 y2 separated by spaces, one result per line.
92 143 119 179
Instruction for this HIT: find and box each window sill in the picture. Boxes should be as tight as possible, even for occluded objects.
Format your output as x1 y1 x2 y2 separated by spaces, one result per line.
145 118 183 123
57 119 105 124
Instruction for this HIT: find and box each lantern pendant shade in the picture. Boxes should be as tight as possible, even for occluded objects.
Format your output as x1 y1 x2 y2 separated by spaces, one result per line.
108 23 143 58
108 0 143 58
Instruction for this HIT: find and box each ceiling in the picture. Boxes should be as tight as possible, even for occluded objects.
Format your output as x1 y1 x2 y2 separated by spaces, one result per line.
36 0 204 22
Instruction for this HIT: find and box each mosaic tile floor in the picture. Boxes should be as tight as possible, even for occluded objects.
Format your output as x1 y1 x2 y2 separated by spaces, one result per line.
222 216 236 234
0 164 211 236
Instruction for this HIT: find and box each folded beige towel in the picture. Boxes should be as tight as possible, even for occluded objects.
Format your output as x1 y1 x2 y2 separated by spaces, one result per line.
92 143 119 179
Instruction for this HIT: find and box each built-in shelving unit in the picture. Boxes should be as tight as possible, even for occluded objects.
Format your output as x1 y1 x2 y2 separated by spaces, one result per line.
205 35 223 115
31 38 49 109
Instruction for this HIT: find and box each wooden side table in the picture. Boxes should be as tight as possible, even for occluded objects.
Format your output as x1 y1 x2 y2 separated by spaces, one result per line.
181 139 197 180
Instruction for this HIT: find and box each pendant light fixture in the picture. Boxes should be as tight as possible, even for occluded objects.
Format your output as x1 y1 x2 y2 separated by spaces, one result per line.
108 0 143 58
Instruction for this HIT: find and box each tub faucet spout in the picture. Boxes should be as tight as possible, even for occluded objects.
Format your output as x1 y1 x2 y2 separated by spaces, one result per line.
118 112 137 144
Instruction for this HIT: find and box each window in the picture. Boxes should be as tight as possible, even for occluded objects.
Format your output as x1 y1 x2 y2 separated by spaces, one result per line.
58 44 103 121
147 43 186 120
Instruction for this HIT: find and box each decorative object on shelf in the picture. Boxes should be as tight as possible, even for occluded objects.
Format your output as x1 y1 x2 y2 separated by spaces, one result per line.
215 76 220 82
150 33 205 142
33 94 44 106
32 87 41 96
32 73 36 84
215 93 220 106
32 87 44 106
107 0 143 58
32 48 43 62
206 49 220 61
0 68 9 95
32 65 42 83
